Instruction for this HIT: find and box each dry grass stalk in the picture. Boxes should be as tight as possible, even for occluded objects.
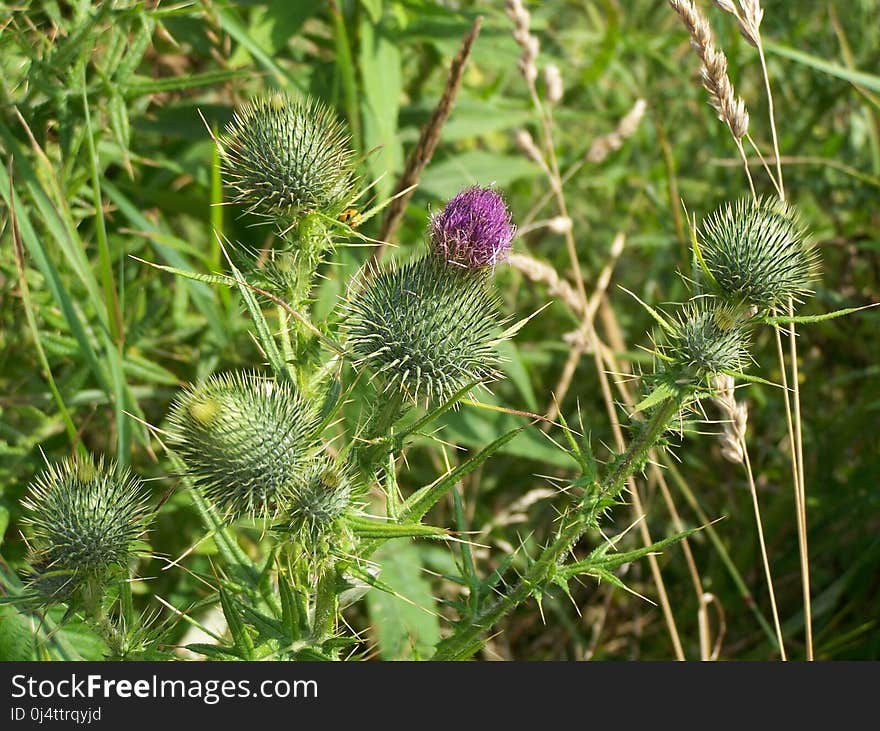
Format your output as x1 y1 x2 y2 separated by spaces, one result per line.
712 0 811 658
374 17 483 256
508 253 584 318
544 233 626 425
520 98 647 230
668 0 749 140
506 0 539 85
587 99 648 163
711 374 747 464
505 3 687 655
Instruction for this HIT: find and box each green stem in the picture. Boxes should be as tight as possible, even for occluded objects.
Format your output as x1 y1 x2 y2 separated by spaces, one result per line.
277 305 294 365
83 577 125 658
311 567 339 642
432 395 682 660
356 390 406 475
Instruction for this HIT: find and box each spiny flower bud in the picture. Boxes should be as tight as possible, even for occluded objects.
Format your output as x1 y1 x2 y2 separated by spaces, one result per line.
659 301 751 384
275 459 358 555
22 457 152 603
430 187 515 269
168 372 320 520
698 197 819 309
218 93 356 219
344 256 505 404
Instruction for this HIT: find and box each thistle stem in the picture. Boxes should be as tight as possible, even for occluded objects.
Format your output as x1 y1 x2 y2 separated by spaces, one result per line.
83 577 125 658
432 395 682 660
312 567 338 641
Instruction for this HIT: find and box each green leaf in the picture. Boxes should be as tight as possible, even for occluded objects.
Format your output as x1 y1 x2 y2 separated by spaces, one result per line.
219 588 254 660
760 304 879 325
345 514 449 540
226 257 293 383
359 11 402 199
401 426 527 523
278 568 308 639
122 69 249 97
764 40 880 93
419 150 540 199
0 606 37 661
619 286 676 335
632 381 677 413
0 504 9 548
496 338 538 411
365 543 440 660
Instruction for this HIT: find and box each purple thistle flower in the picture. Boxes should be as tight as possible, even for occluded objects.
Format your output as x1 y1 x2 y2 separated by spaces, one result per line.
430 187 515 269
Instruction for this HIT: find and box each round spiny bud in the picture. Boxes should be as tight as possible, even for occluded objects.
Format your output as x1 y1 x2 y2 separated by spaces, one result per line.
21 457 152 599
275 459 357 553
218 93 356 219
430 187 515 269
344 256 504 403
660 301 751 384
168 372 320 520
698 197 819 309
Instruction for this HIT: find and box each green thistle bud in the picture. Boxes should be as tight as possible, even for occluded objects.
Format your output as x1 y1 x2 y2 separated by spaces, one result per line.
21 457 152 604
218 93 356 219
275 459 358 556
658 301 751 384
343 255 505 403
698 197 819 309
168 372 320 520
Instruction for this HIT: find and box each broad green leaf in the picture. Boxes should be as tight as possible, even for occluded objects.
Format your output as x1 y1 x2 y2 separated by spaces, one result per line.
365 543 440 660
419 150 540 199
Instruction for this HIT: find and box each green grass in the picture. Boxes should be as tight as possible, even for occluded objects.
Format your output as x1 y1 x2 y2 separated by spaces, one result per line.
1 0 878 660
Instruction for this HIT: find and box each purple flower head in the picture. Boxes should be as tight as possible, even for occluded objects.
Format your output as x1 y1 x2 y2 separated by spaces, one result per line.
430 187 515 269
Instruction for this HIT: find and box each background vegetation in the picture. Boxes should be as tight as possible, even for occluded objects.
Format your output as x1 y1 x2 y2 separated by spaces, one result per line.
0 0 877 660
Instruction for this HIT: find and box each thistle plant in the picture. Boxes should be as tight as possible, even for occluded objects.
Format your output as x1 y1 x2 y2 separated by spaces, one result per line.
218 93 356 221
18 457 154 656
429 186 515 269
274 458 360 563
697 197 819 310
656 301 751 387
22 457 152 598
167 371 321 521
344 186 512 408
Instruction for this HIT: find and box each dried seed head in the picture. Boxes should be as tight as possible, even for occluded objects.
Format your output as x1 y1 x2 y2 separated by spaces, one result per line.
544 63 564 104
430 187 515 269
698 197 819 309
344 256 505 404
168 372 320 520
22 457 153 603
710 373 747 463
547 216 572 234
515 129 544 165
587 98 648 163
218 93 356 219
668 0 750 138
